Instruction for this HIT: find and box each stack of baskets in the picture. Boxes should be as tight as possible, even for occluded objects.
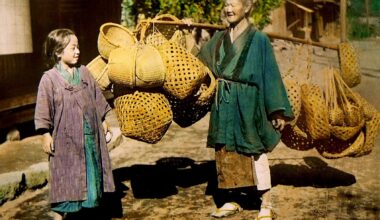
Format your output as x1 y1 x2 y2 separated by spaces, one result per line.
281 54 380 158
86 15 216 143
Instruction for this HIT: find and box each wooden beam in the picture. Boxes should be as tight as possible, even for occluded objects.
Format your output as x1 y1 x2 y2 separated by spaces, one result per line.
266 32 339 50
340 0 347 42
286 0 314 13
0 93 37 112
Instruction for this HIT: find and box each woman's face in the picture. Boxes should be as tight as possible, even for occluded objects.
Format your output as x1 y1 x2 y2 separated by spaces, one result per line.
58 35 80 67
224 0 247 26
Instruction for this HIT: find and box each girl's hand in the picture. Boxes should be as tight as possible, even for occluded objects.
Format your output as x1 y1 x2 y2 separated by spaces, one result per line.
272 118 286 131
102 120 112 143
102 121 109 135
42 133 54 155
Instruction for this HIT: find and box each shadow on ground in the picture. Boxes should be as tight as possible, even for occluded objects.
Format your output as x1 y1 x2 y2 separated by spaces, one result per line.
271 156 356 188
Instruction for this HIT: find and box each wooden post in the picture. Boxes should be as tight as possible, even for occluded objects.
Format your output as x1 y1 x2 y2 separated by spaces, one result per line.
365 0 370 35
340 0 347 42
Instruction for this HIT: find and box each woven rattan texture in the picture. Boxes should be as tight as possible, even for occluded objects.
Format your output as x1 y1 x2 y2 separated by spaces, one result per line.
283 77 301 125
319 131 365 158
338 42 361 88
114 91 173 143
301 84 330 140
157 41 206 100
86 55 111 90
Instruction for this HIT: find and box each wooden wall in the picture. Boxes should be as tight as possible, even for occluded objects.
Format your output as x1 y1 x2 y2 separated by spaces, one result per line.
0 0 121 100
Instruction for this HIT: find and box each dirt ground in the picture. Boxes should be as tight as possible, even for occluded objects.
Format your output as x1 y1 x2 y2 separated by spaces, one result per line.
0 39 379 220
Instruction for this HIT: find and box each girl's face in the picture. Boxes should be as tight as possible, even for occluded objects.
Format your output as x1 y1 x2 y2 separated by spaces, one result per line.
224 0 247 26
58 35 80 67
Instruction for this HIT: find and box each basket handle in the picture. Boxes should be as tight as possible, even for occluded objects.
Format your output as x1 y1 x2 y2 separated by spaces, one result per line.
138 14 181 42
153 14 180 22
195 65 216 106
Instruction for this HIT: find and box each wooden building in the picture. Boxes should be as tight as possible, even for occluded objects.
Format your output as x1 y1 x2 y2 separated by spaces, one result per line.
0 0 121 132
265 0 342 43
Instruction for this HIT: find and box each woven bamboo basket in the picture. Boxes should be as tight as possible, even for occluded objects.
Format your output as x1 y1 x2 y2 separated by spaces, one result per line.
350 91 378 121
356 112 380 156
333 69 364 127
283 77 301 126
108 47 135 87
114 91 173 144
98 23 137 59
281 125 315 151
108 44 166 89
135 44 166 88
167 66 216 127
319 131 365 159
330 120 364 141
145 31 169 47
281 108 315 151
338 42 361 88
322 67 364 140
301 83 330 140
157 41 207 99
138 14 183 43
86 55 111 90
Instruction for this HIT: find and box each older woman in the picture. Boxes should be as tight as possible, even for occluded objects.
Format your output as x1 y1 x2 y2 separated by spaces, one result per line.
194 0 294 219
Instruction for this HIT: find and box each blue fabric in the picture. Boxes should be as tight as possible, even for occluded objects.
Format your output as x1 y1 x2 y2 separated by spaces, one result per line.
51 127 102 212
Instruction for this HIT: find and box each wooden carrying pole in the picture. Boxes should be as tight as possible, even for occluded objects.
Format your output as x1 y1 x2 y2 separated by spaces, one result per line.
140 20 338 50
340 0 347 42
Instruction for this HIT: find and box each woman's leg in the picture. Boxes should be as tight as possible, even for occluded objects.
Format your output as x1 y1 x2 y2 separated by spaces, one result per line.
253 154 274 219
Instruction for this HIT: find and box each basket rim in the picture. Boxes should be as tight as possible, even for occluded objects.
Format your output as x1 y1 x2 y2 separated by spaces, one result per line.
99 22 137 47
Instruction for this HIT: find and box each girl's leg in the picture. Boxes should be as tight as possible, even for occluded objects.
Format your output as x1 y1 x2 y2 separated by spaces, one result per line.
52 211 64 220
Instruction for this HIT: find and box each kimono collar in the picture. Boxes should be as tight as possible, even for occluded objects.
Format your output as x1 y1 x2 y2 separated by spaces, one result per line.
216 25 256 81
55 63 81 85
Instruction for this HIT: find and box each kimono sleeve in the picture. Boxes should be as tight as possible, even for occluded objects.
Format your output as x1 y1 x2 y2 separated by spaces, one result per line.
34 74 54 131
261 34 294 120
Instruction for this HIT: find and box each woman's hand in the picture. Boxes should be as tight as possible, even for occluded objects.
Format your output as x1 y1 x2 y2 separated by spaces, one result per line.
272 118 286 131
182 18 193 27
42 133 54 155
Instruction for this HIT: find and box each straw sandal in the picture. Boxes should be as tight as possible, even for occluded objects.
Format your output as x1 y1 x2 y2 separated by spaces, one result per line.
254 205 276 220
211 202 242 218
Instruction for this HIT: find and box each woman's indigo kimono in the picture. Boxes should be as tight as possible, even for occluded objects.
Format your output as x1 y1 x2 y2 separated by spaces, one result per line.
34 65 115 203
198 25 294 155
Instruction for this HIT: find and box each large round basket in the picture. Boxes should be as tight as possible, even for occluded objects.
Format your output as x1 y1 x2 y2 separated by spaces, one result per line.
114 91 173 144
167 67 216 127
98 22 137 59
86 55 111 90
157 41 207 100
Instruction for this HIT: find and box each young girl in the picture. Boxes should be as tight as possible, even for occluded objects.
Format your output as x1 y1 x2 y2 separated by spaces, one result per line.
35 29 115 220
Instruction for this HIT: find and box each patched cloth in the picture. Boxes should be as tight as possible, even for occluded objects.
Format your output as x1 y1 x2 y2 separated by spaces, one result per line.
215 147 256 189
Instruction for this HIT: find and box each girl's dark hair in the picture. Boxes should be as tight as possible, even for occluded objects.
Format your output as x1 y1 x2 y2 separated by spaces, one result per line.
43 28 75 69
